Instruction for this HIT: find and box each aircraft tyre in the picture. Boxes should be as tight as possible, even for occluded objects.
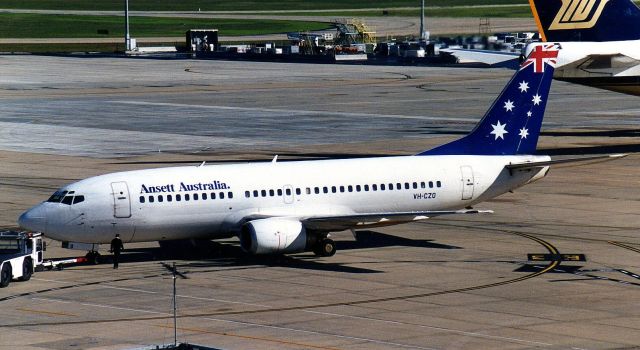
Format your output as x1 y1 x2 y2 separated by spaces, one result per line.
19 258 33 281
314 238 336 257
0 263 12 288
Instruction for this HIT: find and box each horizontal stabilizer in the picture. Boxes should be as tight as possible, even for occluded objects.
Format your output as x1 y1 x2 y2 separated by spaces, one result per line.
506 153 627 170
442 48 521 68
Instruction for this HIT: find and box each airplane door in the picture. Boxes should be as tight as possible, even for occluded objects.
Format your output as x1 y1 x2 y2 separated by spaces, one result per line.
460 166 475 200
111 182 132 218
283 185 294 204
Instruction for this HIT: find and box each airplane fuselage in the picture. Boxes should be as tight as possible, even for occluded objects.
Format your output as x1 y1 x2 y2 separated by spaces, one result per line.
19 155 549 245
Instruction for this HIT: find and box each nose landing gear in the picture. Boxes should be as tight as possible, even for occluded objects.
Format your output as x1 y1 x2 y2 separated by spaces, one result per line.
85 250 101 264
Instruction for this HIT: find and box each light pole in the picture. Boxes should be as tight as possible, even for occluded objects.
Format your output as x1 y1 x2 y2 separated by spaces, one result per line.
125 0 131 51
420 0 425 40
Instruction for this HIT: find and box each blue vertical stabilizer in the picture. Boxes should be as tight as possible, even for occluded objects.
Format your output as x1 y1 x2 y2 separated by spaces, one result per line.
419 45 559 156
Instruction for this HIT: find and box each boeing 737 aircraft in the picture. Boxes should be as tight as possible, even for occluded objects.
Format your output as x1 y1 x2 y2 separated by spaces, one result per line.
18 46 622 259
448 0 640 95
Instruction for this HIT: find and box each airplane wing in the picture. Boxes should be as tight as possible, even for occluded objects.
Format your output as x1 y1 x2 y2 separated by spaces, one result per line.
555 54 640 77
507 154 627 170
301 209 493 232
442 48 521 68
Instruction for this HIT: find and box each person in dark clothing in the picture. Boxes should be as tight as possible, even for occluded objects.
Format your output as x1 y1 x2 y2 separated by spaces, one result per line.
110 234 124 269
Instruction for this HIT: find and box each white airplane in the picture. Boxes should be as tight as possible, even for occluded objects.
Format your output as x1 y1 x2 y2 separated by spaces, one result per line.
18 46 623 259
448 0 640 96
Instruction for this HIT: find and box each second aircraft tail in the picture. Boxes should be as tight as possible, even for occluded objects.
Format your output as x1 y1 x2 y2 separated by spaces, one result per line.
529 0 640 42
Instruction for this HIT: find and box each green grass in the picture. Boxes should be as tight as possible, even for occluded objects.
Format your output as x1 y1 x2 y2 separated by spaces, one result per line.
273 6 532 18
0 43 127 53
0 0 529 11
0 14 329 38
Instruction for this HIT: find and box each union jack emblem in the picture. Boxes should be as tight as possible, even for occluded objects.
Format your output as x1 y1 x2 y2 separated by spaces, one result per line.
520 44 559 73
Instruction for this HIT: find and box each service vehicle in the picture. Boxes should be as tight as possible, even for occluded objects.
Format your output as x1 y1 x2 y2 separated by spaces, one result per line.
0 231 44 287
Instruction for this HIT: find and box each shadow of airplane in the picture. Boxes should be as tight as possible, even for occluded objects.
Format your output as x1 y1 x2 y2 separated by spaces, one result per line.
98 231 460 275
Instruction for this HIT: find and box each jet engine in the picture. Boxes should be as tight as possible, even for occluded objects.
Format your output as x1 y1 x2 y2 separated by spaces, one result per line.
240 218 312 255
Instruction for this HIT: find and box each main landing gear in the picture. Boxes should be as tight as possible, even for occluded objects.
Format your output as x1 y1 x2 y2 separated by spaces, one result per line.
312 235 336 257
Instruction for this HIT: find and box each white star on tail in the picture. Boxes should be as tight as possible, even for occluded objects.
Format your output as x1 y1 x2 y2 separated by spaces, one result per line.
526 111 532 118
503 100 515 112
519 127 529 139
518 81 529 93
491 121 508 140
532 94 542 105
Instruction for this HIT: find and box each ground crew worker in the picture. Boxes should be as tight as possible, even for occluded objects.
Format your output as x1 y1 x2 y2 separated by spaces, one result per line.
110 234 124 269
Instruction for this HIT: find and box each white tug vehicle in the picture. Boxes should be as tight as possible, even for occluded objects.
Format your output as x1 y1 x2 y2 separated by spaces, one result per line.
0 231 44 287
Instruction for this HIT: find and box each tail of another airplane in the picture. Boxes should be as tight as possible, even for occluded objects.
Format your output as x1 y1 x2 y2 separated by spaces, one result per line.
529 0 640 42
419 44 559 156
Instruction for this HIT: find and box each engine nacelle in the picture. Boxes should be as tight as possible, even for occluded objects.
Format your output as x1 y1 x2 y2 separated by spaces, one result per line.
240 218 311 255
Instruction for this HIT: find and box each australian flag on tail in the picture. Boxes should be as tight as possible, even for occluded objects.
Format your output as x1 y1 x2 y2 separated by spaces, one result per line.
419 44 560 156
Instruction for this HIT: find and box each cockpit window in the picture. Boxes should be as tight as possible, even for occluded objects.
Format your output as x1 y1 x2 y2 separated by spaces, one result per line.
47 190 67 203
48 190 85 205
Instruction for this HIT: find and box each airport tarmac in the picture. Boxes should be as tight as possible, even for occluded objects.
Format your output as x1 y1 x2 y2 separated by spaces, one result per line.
0 55 638 349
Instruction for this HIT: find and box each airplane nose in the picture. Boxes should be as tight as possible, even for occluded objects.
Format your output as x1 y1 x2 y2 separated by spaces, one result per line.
18 205 47 232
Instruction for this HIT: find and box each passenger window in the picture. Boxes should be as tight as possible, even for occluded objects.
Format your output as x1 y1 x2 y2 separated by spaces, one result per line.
185 194 190 201
389 183 394 190
277 189 283 196
73 195 85 204
340 186 345 192
219 192 225 199
228 192 233 199
404 183 410 189
167 195 173 202
253 190 259 197
323 187 328 194
269 189 274 197
193 193 198 200
397 183 402 190
176 194 181 201
306 188 311 195
381 184 386 191
372 184 377 191
364 185 369 191
158 195 164 202
314 187 320 194
202 193 207 200
210 192 216 199
261 190 267 197
286 188 292 196
437 181 442 188
356 185 361 192
348 185 353 192
295 188 301 195
245 191 250 198
61 196 73 205
149 196 155 203
139 196 145 203
421 182 426 189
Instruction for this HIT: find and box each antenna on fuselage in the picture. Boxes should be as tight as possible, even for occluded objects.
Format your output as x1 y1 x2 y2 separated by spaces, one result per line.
272 155 278 163
198 161 206 167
